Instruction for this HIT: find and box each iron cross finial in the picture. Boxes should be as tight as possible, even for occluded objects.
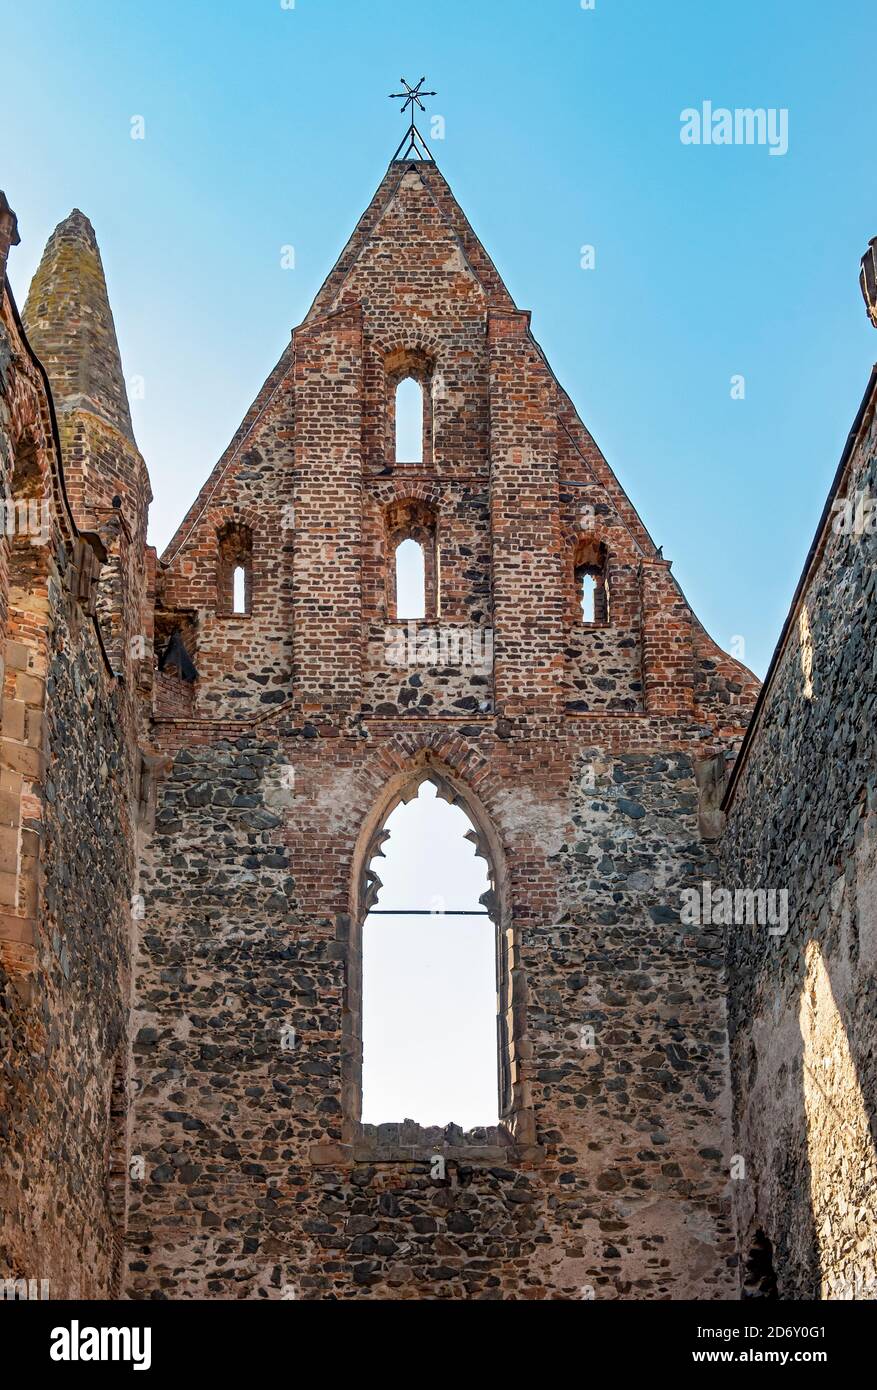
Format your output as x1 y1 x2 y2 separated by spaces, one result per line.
389 76 438 162
390 76 437 119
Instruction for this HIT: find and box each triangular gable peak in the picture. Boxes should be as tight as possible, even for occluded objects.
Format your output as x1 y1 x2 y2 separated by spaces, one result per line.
303 161 516 325
162 159 653 566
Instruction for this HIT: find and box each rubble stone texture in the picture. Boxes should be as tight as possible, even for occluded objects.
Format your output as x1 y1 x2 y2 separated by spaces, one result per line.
721 368 877 1300
0 157 870 1300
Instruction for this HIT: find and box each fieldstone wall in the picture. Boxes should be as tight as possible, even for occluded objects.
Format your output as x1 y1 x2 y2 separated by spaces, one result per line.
363 623 493 716
0 210 142 1296
721 381 877 1299
0 583 134 1295
0 196 147 1299
126 714 743 1300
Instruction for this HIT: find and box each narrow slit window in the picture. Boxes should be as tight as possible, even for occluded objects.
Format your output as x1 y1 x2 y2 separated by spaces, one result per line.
581 571 596 624
574 540 609 625
395 377 424 463
217 522 253 616
232 565 246 615
395 537 426 620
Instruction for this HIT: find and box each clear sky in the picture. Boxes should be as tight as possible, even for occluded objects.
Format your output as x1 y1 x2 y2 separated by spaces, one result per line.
4 0 875 678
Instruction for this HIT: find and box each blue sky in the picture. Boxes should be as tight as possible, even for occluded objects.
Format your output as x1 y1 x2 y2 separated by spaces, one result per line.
4 0 875 677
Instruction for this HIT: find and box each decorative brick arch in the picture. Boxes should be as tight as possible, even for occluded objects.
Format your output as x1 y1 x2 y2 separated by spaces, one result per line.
205 505 263 616
342 744 534 1148
369 478 443 511
567 525 614 627
383 497 439 621
204 502 263 535
375 334 445 467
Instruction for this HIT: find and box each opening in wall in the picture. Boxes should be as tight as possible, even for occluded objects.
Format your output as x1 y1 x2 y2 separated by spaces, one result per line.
216 522 252 616
574 538 609 625
394 537 426 620
345 758 537 1149
742 1230 779 1299
232 564 246 615
395 376 424 463
581 571 596 623
361 780 497 1128
385 498 438 621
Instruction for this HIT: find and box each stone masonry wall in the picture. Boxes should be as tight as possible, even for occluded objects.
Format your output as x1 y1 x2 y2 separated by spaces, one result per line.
0 227 140 1296
721 381 877 1299
127 715 740 1300
0 579 134 1296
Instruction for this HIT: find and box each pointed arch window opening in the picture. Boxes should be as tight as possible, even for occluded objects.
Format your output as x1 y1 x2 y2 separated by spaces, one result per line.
574 538 610 626
394 376 425 463
385 350 435 468
345 759 537 1150
216 522 253 618
385 498 439 623
394 536 426 620
360 781 497 1129
232 565 247 615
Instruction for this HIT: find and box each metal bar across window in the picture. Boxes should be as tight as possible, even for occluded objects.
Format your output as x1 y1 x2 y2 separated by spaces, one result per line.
367 909 490 916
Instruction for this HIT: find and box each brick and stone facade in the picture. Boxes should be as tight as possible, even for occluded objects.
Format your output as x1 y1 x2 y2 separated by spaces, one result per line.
2 153 870 1301
126 159 758 1300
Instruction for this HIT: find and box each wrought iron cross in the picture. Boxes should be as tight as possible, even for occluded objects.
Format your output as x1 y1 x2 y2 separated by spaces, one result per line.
389 76 437 162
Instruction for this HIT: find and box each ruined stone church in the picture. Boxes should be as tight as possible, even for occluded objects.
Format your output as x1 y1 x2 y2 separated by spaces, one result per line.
0 145 874 1300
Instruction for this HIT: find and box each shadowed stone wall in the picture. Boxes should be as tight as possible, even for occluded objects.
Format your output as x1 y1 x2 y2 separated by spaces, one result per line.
0 197 145 1297
721 372 877 1299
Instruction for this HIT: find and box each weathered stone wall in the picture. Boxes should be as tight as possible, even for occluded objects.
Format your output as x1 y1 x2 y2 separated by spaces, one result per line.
0 580 133 1296
127 716 741 1300
0 199 146 1298
720 378 877 1299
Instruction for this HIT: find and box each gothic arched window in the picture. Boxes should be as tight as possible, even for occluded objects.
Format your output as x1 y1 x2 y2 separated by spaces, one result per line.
385 349 434 467
395 377 424 463
385 499 438 621
574 538 609 625
394 536 426 620
216 522 253 616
